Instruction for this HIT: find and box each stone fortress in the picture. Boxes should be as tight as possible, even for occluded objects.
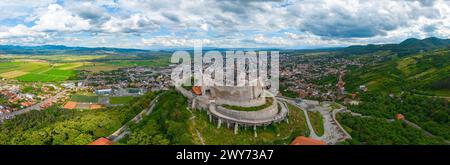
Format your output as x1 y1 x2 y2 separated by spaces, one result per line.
176 73 288 135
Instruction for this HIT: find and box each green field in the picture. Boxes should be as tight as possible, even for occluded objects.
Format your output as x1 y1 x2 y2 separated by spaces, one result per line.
307 111 324 136
0 61 79 82
70 95 99 103
0 54 171 79
221 97 274 111
109 96 134 104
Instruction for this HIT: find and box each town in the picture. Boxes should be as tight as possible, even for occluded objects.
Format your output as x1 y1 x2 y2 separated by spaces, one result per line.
0 66 173 120
279 52 367 104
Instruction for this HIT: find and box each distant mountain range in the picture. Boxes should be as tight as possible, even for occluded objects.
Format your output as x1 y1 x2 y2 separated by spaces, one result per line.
338 37 450 56
0 37 449 55
0 45 156 55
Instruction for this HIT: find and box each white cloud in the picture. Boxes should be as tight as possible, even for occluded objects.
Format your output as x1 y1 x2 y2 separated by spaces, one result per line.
0 25 46 39
32 4 90 32
142 36 213 47
0 0 449 48
102 14 158 33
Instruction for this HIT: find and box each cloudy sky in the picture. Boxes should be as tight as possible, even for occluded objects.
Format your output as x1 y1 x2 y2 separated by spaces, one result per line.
0 0 449 49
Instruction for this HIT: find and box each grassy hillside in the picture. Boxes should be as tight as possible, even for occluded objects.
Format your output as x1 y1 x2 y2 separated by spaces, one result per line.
339 37 450 56
345 49 450 96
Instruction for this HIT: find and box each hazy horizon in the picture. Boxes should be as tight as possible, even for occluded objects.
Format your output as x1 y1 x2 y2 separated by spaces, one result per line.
0 0 449 49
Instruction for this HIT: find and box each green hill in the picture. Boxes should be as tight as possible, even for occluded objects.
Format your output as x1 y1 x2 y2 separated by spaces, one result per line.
345 49 450 96
339 37 450 56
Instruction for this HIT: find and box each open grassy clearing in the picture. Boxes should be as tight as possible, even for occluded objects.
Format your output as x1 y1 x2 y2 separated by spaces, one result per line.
70 95 100 103
109 96 134 105
307 111 324 136
221 97 274 111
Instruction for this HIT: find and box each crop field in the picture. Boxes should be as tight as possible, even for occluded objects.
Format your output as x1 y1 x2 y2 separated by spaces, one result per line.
0 54 171 80
0 61 79 82
0 55 107 62
0 70 28 78
105 59 170 68
76 62 121 72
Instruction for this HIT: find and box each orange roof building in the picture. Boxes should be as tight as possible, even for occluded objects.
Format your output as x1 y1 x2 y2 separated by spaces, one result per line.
395 113 405 120
290 136 326 145
88 137 114 145
63 101 77 110
192 86 202 96
20 101 33 107
89 104 102 110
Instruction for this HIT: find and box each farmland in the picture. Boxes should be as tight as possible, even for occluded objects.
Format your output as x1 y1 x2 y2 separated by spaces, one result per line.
0 61 78 82
0 53 171 81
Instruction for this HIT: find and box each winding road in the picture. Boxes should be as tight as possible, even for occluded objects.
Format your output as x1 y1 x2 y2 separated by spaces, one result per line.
277 97 352 144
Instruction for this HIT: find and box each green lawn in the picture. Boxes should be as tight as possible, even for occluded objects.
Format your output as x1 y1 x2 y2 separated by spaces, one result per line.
221 97 274 111
109 96 134 105
70 95 99 103
307 111 324 136
17 73 68 82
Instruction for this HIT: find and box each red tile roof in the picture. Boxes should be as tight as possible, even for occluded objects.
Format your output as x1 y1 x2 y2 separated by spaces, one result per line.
395 113 405 120
192 86 202 95
88 137 114 145
290 136 326 145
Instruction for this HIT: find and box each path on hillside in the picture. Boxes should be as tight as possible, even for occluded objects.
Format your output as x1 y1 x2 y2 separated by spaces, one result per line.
108 93 162 142
277 97 351 144
413 93 450 101
186 108 205 145
277 98 318 138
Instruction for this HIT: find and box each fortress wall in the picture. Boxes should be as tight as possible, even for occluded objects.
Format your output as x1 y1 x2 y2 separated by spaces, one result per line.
209 86 263 101
176 86 195 99
194 96 210 109
215 97 278 121
214 96 266 107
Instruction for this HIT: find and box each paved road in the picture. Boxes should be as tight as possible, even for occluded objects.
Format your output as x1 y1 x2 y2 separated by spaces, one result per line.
277 98 318 138
277 97 351 144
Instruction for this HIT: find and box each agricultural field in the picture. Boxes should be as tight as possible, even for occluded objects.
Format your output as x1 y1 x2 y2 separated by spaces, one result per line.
0 55 107 62
1 54 171 76
75 62 121 72
0 61 80 82
105 59 170 68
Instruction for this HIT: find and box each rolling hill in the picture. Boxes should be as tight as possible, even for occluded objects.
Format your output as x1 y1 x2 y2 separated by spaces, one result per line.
344 48 450 96
0 45 154 55
338 37 450 56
